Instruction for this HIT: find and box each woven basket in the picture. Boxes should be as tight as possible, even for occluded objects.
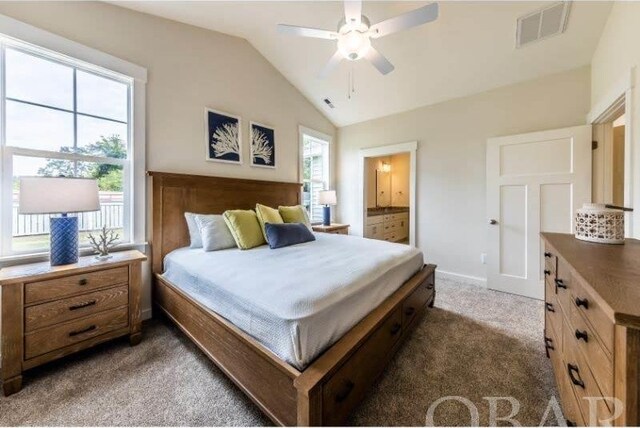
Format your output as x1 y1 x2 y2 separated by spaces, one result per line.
575 203 624 244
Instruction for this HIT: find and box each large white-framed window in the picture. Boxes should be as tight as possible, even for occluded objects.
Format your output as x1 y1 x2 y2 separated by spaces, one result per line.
299 126 332 224
0 17 147 260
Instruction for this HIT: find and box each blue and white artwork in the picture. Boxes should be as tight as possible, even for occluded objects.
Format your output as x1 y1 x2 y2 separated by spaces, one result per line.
206 108 242 164
250 121 275 168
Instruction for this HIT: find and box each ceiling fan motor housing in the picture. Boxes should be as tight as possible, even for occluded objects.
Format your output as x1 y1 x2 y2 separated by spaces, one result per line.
337 16 372 60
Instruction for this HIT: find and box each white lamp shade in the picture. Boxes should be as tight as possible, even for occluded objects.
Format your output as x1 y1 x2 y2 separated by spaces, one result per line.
318 190 337 205
19 177 100 214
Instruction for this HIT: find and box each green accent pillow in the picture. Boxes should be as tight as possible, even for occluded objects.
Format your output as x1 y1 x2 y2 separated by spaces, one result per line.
222 210 266 250
278 205 312 230
255 204 284 241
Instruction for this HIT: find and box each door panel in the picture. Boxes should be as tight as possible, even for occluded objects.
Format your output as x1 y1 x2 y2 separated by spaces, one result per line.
487 125 591 299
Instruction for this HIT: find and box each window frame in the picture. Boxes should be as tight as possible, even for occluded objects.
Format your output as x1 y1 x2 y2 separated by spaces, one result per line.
0 18 147 262
299 125 332 224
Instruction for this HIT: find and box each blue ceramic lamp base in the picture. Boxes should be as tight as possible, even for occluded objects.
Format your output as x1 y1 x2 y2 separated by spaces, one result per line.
322 205 331 226
50 215 79 266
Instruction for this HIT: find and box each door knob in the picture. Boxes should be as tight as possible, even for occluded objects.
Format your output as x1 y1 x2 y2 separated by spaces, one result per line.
489 219 498 225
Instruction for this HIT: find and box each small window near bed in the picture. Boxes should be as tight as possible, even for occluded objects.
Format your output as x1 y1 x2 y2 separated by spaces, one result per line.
301 130 330 224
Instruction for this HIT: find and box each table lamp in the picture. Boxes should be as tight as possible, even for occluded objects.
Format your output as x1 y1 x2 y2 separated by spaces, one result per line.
318 190 337 226
19 177 100 266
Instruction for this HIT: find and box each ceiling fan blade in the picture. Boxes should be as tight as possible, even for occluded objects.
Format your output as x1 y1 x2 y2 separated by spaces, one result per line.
344 0 362 26
277 24 338 40
318 50 344 79
364 47 395 75
370 2 439 39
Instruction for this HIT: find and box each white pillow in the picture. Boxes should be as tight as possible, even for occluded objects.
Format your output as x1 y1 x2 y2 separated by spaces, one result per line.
184 212 202 248
195 214 237 251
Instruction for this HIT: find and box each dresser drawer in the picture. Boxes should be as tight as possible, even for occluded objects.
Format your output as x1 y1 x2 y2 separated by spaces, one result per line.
25 285 129 332
322 308 402 425
555 257 577 314
570 278 614 357
25 306 129 360
563 320 613 422
25 266 129 304
548 337 584 426
365 215 384 226
569 303 613 398
402 282 431 327
544 294 562 352
383 212 408 223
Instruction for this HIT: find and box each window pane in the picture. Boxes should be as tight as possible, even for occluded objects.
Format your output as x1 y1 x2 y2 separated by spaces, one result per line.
77 115 127 157
12 156 125 253
303 136 329 223
6 101 74 152
77 70 128 122
5 48 73 110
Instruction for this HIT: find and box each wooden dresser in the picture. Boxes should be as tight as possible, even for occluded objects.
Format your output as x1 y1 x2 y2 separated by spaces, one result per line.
542 233 640 426
0 250 146 396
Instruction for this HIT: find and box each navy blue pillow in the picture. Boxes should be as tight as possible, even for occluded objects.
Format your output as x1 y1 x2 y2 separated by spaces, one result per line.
265 223 316 249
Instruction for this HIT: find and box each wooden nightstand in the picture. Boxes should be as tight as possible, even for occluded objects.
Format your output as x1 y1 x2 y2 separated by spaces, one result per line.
0 250 146 396
312 223 350 235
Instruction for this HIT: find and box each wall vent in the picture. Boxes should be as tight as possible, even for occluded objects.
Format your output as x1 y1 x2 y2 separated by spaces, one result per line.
323 98 335 109
516 1 571 48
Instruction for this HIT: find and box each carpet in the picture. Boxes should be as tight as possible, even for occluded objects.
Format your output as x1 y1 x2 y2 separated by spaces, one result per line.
0 278 559 426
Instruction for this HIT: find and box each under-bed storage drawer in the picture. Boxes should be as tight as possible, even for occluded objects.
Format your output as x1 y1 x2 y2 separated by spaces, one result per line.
322 307 403 425
402 277 433 327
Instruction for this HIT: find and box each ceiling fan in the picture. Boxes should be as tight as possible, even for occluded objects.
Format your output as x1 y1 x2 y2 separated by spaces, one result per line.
278 1 439 78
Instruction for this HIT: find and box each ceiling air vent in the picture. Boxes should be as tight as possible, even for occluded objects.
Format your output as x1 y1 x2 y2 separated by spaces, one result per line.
323 98 335 109
516 1 571 48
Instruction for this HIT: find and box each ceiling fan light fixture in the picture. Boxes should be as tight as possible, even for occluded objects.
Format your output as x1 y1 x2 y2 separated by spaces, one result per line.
337 31 371 60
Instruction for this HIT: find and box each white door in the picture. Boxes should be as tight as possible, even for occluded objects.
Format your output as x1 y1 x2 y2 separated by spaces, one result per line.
487 125 592 299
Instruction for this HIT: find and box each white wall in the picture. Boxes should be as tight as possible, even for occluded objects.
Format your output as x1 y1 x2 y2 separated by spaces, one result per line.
337 67 591 282
0 2 335 316
590 2 640 237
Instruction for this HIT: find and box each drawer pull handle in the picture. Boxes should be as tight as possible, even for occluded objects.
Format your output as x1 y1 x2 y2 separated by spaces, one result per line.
69 300 97 311
335 380 355 403
575 297 589 309
405 307 416 317
555 279 567 290
69 325 97 337
566 420 576 427
545 303 555 313
575 329 589 342
426 283 434 290
544 269 550 276
544 336 554 357
544 252 552 258
390 322 402 335
78 278 88 286
567 364 585 389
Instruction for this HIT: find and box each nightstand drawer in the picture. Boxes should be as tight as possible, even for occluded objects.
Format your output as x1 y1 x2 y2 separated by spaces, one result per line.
25 285 129 332
25 306 129 359
25 266 129 304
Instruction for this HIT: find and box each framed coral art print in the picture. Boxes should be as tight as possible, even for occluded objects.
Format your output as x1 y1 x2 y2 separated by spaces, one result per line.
205 108 242 164
249 121 275 168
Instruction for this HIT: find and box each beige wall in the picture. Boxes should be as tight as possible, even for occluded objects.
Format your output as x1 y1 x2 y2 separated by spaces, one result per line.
590 2 640 237
337 66 591 281
0 1 335 316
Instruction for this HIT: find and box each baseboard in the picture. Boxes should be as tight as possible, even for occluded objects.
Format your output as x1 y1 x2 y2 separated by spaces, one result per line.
141 307 153 321
436 270 487 288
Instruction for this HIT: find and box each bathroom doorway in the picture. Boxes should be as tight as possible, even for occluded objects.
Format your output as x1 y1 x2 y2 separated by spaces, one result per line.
359 141 417 246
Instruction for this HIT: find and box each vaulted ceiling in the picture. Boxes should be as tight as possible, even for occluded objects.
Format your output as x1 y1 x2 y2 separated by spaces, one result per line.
113 1 612 126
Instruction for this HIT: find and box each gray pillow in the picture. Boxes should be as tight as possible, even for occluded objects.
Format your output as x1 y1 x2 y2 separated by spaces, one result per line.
184 212 202 248
195 214 237 251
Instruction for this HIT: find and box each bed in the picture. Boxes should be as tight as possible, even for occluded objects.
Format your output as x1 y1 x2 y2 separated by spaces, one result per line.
149 171 436 426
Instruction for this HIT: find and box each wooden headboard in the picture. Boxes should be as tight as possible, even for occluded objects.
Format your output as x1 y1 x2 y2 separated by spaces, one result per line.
149 171 301 274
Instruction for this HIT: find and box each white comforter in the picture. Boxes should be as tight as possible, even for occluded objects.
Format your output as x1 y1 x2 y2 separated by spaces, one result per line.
163 233 423 370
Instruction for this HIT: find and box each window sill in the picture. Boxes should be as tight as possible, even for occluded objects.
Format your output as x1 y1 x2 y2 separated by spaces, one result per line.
0 242 149 268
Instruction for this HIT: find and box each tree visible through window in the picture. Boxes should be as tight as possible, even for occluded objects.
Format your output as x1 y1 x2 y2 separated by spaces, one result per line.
2 43 132 255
